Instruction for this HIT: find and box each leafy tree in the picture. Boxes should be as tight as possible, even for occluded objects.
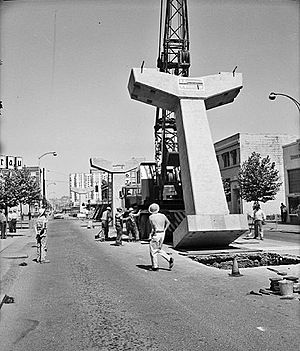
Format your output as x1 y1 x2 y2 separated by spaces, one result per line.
0 170 20 210
238 152 282 204
0 168 41 212
15 167 41 207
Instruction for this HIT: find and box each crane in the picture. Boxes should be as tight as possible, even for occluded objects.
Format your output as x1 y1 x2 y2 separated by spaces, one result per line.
154 0 190 204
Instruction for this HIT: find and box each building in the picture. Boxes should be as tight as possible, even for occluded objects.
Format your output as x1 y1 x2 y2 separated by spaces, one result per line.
69 171 107 206
283 139 300 224
214 133 297 218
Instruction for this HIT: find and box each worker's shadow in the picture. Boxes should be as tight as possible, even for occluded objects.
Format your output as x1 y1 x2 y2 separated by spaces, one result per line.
136 264 169 271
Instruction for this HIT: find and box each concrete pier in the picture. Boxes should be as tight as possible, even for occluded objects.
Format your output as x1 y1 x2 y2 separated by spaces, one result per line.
128 68 248 249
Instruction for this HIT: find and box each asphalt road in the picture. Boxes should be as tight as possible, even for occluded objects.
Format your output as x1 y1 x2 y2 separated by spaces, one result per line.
0 219 299 351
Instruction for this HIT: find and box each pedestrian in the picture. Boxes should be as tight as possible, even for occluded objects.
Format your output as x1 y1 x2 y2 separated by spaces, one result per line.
0 209 7 239
101 206 112 241
35 208 49 263
252 203 266 240
148 203 174 271
7 210 13 233
11 209 18 233
124 207 141 241
280 203 287 223
115 207 124 246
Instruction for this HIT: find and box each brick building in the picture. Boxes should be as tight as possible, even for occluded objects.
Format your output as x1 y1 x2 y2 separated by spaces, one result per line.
214 133 297 218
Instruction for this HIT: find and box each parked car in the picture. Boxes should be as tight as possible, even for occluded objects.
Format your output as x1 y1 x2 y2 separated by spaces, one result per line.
76 212 86 219
53 212 65 219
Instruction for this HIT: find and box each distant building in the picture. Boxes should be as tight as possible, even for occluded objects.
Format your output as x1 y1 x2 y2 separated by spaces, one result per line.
282 139 300 224
214 133 297 218
69 171 107 206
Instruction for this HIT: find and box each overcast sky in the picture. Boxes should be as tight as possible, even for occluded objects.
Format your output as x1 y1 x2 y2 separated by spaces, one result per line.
1 0 299 197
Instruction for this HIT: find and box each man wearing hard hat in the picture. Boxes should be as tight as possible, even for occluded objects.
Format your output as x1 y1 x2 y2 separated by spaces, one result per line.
148 203 174 271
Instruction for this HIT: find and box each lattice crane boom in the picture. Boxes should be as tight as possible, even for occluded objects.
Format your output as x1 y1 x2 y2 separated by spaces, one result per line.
154 0 190 201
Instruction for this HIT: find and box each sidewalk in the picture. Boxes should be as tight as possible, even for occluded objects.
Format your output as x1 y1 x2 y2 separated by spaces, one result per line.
264 222 300 234
0 230 31 254
0 228 35 309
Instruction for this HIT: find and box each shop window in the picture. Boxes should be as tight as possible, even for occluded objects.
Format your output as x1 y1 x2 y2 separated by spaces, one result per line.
288 168 300 193
222 152 230 168
288 196 300 215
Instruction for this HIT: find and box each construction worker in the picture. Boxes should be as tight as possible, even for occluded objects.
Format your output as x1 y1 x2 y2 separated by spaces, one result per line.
115 207 124 246
35 208 49 263
124 207 141 241
148 203 174 271
101 206 112 241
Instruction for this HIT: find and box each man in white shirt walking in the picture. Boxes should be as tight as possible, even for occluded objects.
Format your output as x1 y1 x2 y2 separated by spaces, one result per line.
148 203 174 271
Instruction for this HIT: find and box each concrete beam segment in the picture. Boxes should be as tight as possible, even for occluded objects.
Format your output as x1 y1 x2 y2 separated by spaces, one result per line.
173 215 248 249
127 68 248 249
90 157 140 174
128 68 243 111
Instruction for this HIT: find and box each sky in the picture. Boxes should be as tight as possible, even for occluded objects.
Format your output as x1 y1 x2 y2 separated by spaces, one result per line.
0 0 299 198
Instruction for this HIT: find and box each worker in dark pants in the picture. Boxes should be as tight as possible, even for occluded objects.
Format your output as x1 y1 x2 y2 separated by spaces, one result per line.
11 210 18 233
115 207 124 246
101 207 112 241
0 209 7 239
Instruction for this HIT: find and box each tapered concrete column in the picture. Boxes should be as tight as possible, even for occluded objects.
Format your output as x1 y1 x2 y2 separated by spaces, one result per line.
128 68 248 249
176 99 229 215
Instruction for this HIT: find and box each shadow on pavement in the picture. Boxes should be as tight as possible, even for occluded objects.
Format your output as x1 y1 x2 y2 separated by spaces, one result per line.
136 264 169 272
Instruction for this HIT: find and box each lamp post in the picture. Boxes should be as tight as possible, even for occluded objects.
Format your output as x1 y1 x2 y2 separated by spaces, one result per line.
38 151 57 206
269 92 300 113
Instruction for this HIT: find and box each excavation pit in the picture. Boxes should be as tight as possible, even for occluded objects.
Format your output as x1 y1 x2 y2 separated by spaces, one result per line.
189 252 300 270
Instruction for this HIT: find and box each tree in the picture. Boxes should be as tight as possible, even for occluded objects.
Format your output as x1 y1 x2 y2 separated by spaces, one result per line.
0 168 41 212
0 170 20 211
15 167 41 207
238 152 282 204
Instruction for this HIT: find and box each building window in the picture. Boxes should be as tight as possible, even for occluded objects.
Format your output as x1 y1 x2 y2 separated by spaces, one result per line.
230 149 237 165
222 152 230 168
288 168 300 193
288 196 300 215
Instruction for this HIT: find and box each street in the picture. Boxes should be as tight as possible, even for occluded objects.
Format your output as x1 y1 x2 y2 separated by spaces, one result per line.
0 218 299 351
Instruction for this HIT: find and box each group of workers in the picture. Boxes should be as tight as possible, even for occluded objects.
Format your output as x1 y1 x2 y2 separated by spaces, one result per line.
99 203 174 271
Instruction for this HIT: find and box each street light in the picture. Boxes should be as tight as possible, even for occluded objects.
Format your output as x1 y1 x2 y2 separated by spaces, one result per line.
269 92 300 113
38 151 57 167
38 151 58 206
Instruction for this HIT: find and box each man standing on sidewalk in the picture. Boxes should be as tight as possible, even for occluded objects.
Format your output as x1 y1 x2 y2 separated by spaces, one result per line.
35 208 49 263
10 210 18 233
148 203 174 271
253 203 266 240
0 209 7 239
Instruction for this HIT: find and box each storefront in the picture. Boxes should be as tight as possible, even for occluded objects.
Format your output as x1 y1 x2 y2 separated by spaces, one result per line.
283 139 300 224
